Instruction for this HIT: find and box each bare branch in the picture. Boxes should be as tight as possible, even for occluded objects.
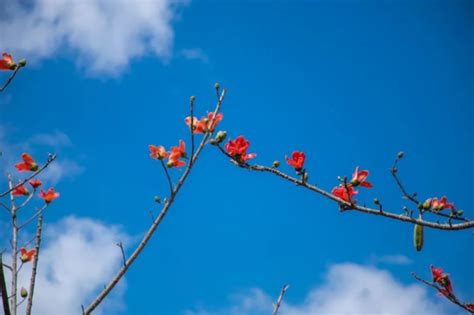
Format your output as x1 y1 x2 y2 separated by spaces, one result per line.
82 88 226 315
272 284 289 315
115 242 126 267
0 67 22 93
25 215 43 315
0 254 11 315
159 159 174 195
17 204 48 231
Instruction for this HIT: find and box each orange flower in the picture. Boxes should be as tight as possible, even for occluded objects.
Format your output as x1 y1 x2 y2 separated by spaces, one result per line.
149 145 168 160
430 265 453 296
350 167 372 188
15 153 39 172
39 188 60 203
286 151 305 171
12 185 29 196
331 184 358 202
430 196 454 212
225 136 256 163
20 248 36 263
0 52 16 71
28 179 42 189
167 140 186 168
185 112 223 133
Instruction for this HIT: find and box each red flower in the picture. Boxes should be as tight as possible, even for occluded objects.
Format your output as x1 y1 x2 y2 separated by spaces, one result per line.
20 248 36 263
149 145 168 160
167 140 186 168
185 112 223 133
225 136 256 163
286 151 305 171
39 188 60 203
350 167 372 188
28 179 42 189
466 304 474 312
430 196 454 212
430 265 453 296
12 185 29 196
0 52 16 71
331 184 358 202
15 153 39 172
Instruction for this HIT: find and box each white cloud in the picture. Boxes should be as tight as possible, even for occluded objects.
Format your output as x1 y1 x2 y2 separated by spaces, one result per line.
29 130 72 148
0 0 188 76
180 48 209 63
39 158 84 185
185 263 450 315
14 216 130 315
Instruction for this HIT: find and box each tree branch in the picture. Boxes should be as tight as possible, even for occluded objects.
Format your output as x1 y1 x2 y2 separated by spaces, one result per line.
25 215 43 315
272 284 289 315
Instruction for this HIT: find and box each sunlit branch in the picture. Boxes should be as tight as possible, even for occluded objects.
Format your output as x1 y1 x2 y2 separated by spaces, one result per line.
0 254 11 315
25 215 43 315
272 284 289 315
17 204 48 231
82 88 226 315
215 146 474 231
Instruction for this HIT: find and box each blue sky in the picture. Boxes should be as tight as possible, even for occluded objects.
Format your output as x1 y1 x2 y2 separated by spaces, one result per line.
0 0 472 314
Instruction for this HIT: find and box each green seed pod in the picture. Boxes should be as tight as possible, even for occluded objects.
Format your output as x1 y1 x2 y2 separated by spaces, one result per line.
413 221 424 252
20 287 28 298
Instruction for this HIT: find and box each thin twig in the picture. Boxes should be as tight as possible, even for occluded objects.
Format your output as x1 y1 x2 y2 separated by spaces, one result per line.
190 96 196 166
82 88 227 315
116 242 126 267
17 204 48 231
411 272 473 313
0 254 12 315
0 67 21 93
159 160 173 195
390 156 419 205
215 147 474 231
8 175 18 315
0 154 56 198
25 215 43 315
272 284 289 315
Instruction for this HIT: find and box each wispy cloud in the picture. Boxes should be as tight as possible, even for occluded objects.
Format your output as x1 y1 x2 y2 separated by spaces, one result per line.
29 130 72 148
0 0 188 76
368 253 413 266
185 263 449 315
179 48 209 63
14 216 130 315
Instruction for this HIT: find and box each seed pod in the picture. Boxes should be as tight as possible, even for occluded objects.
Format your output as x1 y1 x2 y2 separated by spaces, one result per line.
413 219 424 252
20 287 28 298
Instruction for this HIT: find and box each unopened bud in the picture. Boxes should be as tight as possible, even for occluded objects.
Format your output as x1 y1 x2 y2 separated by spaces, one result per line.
209 139 218 145
215 130 227 143
456 210 464 217
397 151 404 159
373 198 380 205
18 59 27 67
20 287 28 298
214 82 220 90
422 199 432 210
190 96 196 103
272 160 280 168
154 196 161 203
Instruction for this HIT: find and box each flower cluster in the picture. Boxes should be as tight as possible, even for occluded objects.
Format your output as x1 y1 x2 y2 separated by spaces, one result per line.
12 153 59 203
331 167 372 203
225 136 256 163
0 52 16 71
422 196 455 212
185 112 223 134
430 265 454 297
149 140 187 168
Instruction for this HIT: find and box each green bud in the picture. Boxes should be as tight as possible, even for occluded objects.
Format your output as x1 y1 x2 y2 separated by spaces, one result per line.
190 96 196 102
272 160 280 168
209 139 218 145
456 210 464 217
373 198 380 205
20 287 28 298
397 151 404 159
154 196 161 203
422 199 432 210
214 82 220 90
18 59 27 67
215 130 227 143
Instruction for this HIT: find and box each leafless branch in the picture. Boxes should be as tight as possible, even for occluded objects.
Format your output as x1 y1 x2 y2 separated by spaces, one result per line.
82 88 226 315
0 254 11 315
0 67 22 93
116 242 126 267
159 159 174 195
272 284 289 315
25 215 43 315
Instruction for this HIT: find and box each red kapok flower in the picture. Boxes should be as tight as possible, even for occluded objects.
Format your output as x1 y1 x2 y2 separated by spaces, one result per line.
225 136 256 163
12 185 29 196
167 140 186 168
286 151 305 171
350 166 372 188
466 304 474 312
430 265 454 296
0 52 16 71
39 188 60 203
28 179 42 189
15 153 39 172
20 248 36 263
185 112 223 133
185 116 205 133
149 145 168 160
331 184 358 203
430 196 454 212
206 112 223 132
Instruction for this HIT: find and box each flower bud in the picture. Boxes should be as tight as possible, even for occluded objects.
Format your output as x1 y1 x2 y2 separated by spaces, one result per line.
214 82 220 90
373 198 380 205
190 96 196 103
397 151 404 159
422 199 432 210
154 196 161 203
209 139 218 145
272 160 280 168
20 287 28 298
18 59 27 67
215 130 227 143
